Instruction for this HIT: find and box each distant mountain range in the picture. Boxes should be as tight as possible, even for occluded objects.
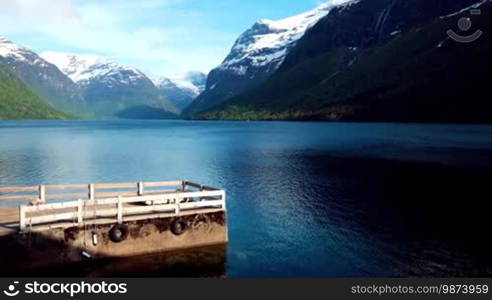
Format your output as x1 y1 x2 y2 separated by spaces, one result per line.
151 72 206 112
2 0 491 123
40 52 180 119
188 0 492 123
0 37 202 119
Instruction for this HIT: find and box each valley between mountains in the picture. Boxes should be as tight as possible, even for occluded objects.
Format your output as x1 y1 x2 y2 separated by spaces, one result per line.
1 0 491 123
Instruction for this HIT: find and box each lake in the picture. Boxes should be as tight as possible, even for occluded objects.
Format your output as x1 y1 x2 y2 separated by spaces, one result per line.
1 120 492 277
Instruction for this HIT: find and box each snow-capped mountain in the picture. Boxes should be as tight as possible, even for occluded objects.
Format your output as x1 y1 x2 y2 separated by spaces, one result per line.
184 1 351 116
41 52 148 87
181 71 207 94
192 0 490 122
0 37 85 115
152 72 207 111
0 36 39 63
41 52 178 118
218 2 342 75
152 72 206 97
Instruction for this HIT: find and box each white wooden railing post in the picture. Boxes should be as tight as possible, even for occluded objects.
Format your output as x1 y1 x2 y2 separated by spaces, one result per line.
77 199 83 225
175 194 181 214
221 190 227 211
117 196 123 224
19 205 26 232
138 182 144 196
38 185 46 204
89 184 95 201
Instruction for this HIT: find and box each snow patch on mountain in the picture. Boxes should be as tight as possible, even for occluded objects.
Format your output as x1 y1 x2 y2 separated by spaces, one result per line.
40 52 146 86
151 72 207 111
218 0 353 74
0 37 51 68
334 0 361 12
442 0 489 18
0 36 26 60
151 71 206 97
168 78 201 95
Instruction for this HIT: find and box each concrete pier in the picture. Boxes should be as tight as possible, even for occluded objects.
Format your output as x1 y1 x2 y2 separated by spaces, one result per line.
0 181 228 273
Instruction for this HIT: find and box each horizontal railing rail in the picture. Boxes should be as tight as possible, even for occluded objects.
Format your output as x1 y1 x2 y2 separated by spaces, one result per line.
0 180 219 205
19 189 226 232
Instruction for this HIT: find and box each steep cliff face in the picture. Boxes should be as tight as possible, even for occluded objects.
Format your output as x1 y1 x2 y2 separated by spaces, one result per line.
197 0 492 123
0 37 85 116
183 1 345 116
279 0 482 70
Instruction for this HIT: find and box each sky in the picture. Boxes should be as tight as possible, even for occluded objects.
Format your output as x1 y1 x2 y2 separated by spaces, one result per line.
0 0 329 78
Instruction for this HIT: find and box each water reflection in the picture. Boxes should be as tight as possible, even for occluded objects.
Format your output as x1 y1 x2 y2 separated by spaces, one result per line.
24 245 227 278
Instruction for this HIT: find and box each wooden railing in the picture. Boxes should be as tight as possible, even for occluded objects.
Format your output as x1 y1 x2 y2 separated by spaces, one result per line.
0 181 226 232
0 181 219 205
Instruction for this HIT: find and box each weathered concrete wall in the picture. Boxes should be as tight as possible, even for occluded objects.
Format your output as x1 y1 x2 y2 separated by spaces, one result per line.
0 211 227 273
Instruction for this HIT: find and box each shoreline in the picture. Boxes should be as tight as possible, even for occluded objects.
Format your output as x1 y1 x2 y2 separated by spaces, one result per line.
2 118 492 126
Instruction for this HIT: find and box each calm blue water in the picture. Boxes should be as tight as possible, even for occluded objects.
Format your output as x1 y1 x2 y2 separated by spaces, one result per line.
1 120 492 277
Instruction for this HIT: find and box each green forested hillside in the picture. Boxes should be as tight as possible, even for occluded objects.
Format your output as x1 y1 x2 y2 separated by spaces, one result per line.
0 64 71 120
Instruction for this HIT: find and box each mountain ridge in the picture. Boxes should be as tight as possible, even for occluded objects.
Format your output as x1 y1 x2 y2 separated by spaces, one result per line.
41 52 179 118
192 0 492 123
0 36 85 116
183 1 350 117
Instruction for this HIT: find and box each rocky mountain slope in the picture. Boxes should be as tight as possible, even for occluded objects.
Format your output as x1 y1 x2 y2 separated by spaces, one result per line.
0 37 85 116
41 52 178 119
195 0 492 123
183 1 345 116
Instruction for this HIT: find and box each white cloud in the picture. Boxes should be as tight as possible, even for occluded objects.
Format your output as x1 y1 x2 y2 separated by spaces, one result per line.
1 0 80 26
0 0 232 76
